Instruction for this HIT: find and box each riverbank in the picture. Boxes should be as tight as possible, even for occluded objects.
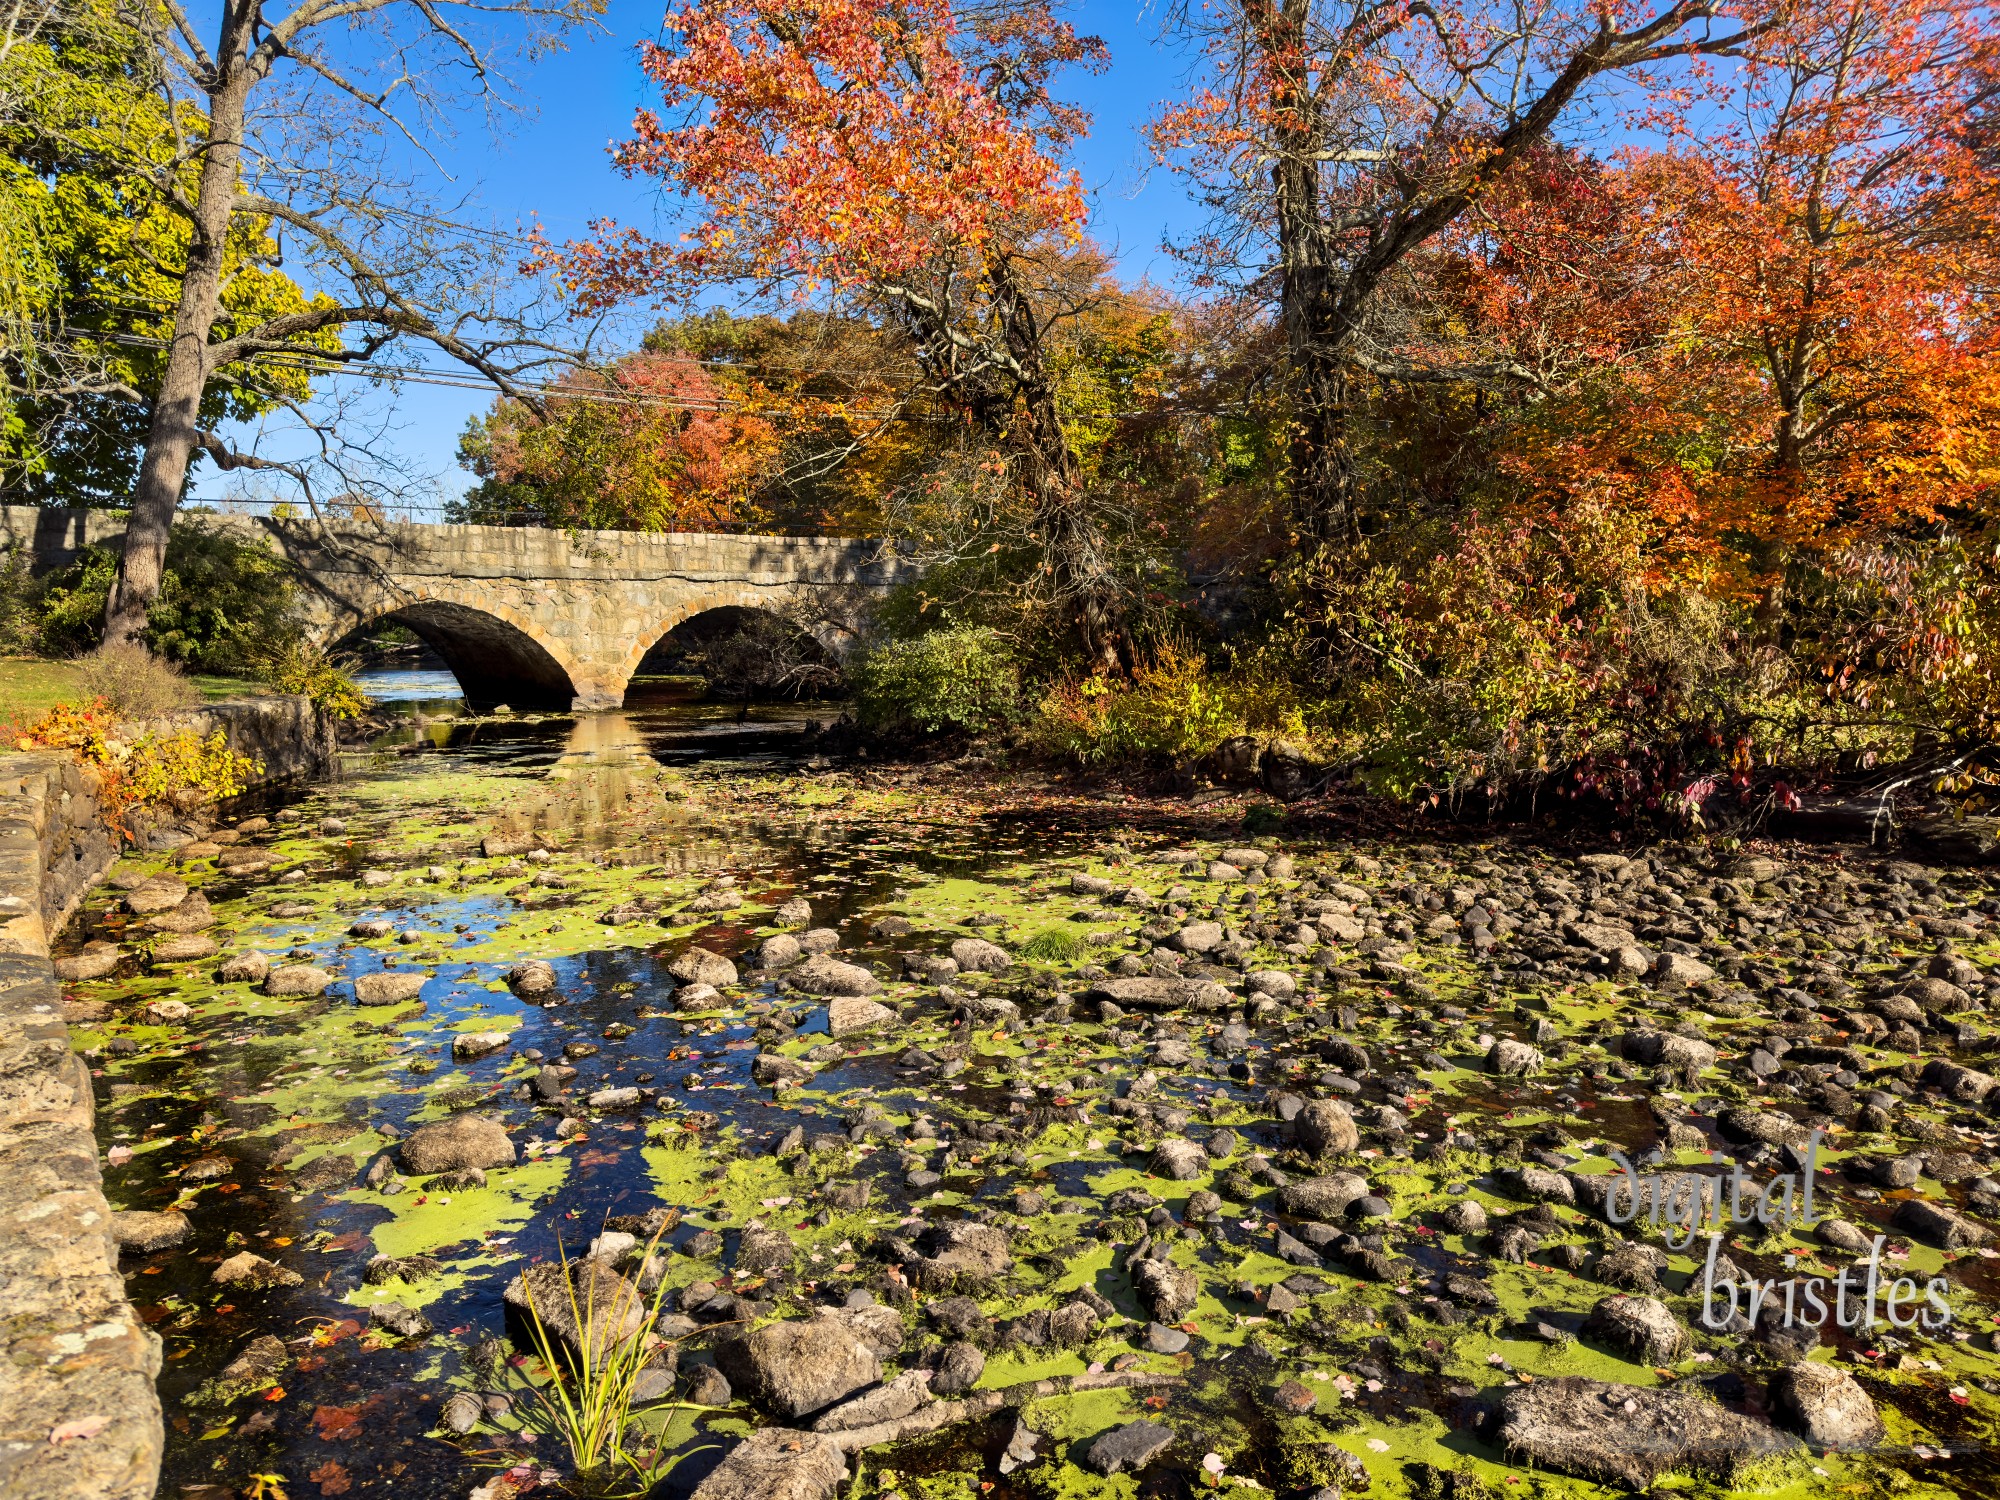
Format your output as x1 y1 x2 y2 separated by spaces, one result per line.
0 694 337 1500
0 751 162 1500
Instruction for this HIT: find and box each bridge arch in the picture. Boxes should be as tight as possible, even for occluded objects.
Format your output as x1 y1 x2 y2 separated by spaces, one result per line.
324 592 584 711
627 597 846 702
616 586 856 693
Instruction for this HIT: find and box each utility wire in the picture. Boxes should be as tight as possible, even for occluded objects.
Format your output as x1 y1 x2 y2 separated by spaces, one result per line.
48 327 1252 420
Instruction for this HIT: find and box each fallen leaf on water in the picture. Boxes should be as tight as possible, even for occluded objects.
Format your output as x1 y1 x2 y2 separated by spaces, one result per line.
311 1404 365 1442
308 1460 352 1497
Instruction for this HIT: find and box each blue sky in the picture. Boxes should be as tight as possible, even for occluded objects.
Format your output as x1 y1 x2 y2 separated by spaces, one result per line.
198 0 1203 513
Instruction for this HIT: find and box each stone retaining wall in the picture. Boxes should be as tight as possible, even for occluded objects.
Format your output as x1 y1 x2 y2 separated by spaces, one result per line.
0 695 333 1499
0 754 162 1500
127 695 338 800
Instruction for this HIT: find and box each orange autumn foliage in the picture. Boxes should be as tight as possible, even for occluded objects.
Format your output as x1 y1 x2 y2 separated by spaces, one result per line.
555 0 1101 306
1464 0 2000 585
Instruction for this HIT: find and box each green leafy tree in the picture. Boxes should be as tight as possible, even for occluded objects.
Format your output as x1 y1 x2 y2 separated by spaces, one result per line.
0 0 331 504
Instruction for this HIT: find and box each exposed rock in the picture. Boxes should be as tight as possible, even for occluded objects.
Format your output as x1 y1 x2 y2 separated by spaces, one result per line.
809 1370 933 1432
290 1153 357 1194
1816 1219 1875 1254
189 1335 288 1406
503 1259 645 1360
949 937 1011 972
1769 1362 1884 1449
452 1031 512 1062
148 891 216 932
1246 969 1297 1000
1295 1098 1360 1156
1716 1108 1811 1148
1487 1039 1542 1076
1497 1377 1797 1489
1441 1198 1488 1234
1893 1198 1992 1249
111 1210 191 1253
1152 1138 1209 1180
826 997 895 1035
714 1314 882 1419
1133 1259 1198 1321
262 964 332 997
931 1340 986 1395
1278 1173 1372 1218
124 876 189 915
400 1114 514 1174
1622 1030 1718 1073
903 1221 1013 1289
1082 1420 1175 1476
790 955 882 997
355 971 427 1004
218 949 271 983
54 942 123 980
212 1251 302 1288
442 1391 485 1434
1168 921 1224 954
1651 953 1717 987
688 1427 847 1500
671 947 739 988
370 1302 433 1339
507 960 558 997
1582 1295 1687 1364
759 934 803 969
1920 1059 1996 1103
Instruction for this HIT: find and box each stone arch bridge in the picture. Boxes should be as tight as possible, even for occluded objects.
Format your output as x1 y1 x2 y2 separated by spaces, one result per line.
3 506 918 711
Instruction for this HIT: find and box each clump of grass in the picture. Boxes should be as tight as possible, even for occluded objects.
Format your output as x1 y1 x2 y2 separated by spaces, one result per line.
510 1232 703 1491
72 641 197 718
1020 925 1086 962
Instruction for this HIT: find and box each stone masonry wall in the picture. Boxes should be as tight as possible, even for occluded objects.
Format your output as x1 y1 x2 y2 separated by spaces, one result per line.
0 700 332 1500
0 753 163 1500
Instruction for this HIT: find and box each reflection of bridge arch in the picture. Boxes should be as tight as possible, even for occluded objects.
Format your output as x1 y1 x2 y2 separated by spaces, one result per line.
4 507 919 711
323 593 583 710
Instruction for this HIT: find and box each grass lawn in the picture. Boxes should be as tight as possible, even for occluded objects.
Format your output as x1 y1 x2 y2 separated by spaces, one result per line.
1 657 268 725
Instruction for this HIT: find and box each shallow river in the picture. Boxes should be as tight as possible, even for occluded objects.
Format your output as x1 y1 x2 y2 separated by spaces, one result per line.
54 685 2000 1500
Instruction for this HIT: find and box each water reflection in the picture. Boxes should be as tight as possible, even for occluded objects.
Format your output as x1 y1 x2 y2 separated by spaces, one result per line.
352 666 466 704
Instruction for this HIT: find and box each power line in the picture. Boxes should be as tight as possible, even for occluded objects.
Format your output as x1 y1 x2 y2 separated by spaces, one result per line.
48 318 1255 423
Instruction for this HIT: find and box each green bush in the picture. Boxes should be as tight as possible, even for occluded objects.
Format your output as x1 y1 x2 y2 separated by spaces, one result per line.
852 626 1019 737
28 518 298 672
1028 640 1315 765
260 639 370 720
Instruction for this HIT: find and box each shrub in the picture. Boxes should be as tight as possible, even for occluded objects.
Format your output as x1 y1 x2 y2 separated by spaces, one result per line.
1029 640 1312 765
1019 925 1086 961
852 626 1019 736
71 641 197 718
26 518 299 672
260 640 370 720
11 701 261 827
122 728 262 812
1242 803 1286 834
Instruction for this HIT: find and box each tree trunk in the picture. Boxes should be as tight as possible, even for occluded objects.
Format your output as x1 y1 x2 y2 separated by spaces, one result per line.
104 27 251 646
1263 1 1358 550
988 253 1129 675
